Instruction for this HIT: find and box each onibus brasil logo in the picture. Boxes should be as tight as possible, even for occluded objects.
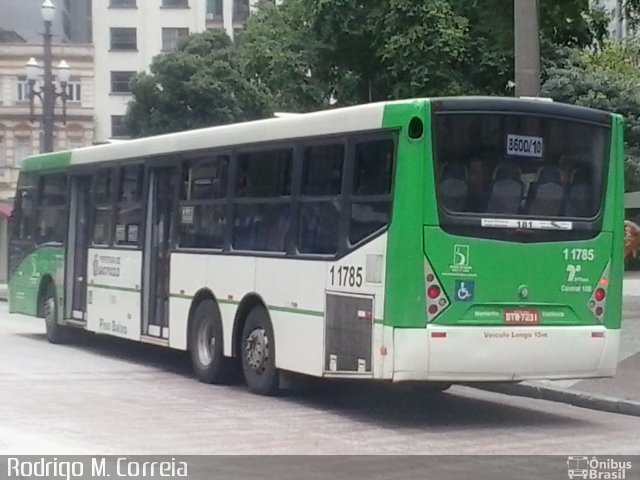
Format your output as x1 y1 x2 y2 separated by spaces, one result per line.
567 456 632 479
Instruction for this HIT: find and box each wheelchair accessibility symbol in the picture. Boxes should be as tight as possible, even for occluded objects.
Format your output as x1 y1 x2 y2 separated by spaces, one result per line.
454 280 474 302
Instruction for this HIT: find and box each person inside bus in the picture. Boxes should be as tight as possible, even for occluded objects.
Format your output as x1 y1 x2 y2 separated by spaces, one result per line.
438 161 468 211
564 166 592 217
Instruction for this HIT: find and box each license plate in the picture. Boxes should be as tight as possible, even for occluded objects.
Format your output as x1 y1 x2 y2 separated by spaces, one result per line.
504 308 540 325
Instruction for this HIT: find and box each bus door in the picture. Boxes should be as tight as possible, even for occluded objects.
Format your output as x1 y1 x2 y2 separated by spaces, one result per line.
142 167 176 338
65 175 91 321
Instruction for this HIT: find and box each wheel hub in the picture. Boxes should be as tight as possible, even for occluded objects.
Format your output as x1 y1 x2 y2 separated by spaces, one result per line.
197 322 215 365
245 328 269 372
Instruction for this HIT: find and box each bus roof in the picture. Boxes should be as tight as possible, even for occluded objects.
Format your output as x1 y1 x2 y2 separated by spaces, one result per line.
20 96 614 173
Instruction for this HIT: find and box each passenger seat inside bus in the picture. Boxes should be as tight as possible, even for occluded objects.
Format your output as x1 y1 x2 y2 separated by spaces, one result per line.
525 165 565 216
564 167 592 217
486 163 523 214
438 162 468 211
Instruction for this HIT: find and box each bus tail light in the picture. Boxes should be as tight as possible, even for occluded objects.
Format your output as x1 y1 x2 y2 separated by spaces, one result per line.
588 262 610 322
424 260 449 322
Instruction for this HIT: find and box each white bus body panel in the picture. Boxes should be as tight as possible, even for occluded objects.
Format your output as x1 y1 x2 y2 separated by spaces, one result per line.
393 326 620 381
169 234 388 378
71 104 386 167
86 249 142 341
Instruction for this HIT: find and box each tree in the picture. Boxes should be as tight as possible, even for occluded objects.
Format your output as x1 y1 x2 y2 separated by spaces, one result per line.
308 0 470 104
239 0 327 112
541 40 640 191
126 30 273 137
449 0 611 95
239 0 613 110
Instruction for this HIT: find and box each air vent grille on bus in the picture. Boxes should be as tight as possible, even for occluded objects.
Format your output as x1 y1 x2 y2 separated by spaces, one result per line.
424 259 449 322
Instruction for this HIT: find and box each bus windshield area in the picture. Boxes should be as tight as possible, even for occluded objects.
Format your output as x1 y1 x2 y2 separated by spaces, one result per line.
433 112 609 222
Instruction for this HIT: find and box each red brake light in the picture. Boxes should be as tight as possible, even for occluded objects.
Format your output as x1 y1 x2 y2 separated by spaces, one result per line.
427 285 441 299
595 288 606 302
428 304 438 315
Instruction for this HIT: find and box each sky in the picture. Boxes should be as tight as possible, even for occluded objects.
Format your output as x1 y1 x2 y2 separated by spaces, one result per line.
0 0 64 43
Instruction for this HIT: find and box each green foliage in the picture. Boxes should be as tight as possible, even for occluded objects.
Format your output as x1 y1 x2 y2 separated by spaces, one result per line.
244 0 470 107
378 0 469 98
238 0 326 112
127 0 631 140
126 30 273 137
541 40 640 191
448 0 605 94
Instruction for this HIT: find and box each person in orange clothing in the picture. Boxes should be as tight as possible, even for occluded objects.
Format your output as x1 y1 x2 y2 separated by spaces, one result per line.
624 220 640 259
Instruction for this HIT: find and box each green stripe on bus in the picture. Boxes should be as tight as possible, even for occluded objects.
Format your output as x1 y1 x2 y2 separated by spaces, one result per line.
21 150 72 172
169 293 324 317
89 284 140 293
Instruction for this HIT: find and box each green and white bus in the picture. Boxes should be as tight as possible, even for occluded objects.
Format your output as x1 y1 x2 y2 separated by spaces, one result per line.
8 97 624 395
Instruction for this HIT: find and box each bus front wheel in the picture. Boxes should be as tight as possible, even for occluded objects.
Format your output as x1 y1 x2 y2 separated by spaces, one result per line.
42 284 69 344
190 299 230 384
241 306 279 395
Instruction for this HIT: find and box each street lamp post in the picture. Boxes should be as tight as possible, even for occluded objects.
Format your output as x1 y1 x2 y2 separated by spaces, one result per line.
25 0 71 153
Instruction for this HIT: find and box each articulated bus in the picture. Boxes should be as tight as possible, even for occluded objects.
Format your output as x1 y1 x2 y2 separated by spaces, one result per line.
8 97 624 395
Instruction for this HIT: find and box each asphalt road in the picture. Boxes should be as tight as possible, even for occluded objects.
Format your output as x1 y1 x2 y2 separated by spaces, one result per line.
1 303 639 456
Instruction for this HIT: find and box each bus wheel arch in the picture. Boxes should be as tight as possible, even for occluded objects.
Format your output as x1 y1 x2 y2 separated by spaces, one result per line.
37 275 55 318
38 275 68 344
187 289 231 384
232 293 266 359
234 294 279 395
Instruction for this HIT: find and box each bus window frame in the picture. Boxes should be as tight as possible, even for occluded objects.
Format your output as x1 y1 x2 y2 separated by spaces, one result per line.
431 109 612 241
90 167 118 248
35 172 70 246
231 144 295 255
113 164 145 249
177 153 231 252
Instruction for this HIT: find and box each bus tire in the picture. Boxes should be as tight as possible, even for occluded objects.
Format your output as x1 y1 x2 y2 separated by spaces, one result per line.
42 284 69 344
241 306 279 395
190 299 230 384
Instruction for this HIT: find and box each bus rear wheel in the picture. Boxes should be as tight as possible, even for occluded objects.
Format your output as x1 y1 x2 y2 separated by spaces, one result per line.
42 284 69 344
190 299 230 384
241 306 279 395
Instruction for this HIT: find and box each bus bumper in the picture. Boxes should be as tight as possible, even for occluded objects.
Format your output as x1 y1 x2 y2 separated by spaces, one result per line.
392 325 620 382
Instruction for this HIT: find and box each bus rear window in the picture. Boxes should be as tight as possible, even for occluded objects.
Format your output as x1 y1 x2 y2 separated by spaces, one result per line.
433 113 609 223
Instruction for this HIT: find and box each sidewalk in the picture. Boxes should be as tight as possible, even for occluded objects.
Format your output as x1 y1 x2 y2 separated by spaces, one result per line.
483 273 640 416
623 270 640 297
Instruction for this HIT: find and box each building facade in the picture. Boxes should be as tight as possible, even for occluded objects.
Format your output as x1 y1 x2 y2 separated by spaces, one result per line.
93 0 206 142
0 0 92 43
0 42 95 199
592 0 628 38
92 0 265 142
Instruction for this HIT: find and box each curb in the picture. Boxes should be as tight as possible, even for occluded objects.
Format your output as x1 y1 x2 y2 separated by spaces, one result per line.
473 382 640 417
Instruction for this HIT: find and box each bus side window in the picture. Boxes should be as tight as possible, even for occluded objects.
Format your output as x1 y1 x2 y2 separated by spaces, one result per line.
178 155 229 250
114 165 144 247
91 169 116 246
36 174 68 244
298 143 344 255
13 186 36 241
349 138 394 245
233 149 292 252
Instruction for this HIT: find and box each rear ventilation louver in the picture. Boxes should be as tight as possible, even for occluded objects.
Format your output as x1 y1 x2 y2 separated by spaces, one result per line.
424 259 449 322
